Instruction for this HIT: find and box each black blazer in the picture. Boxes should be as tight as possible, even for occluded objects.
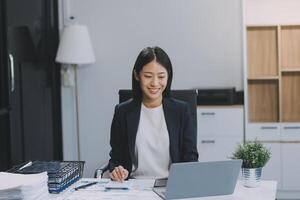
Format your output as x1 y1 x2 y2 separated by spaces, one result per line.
108 97 199 176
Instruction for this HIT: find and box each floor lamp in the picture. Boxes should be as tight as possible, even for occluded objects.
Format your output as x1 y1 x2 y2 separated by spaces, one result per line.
55 24 95 161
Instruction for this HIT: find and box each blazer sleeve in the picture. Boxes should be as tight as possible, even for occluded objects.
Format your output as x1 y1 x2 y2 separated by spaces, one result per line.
181 104 199 162
108 105 131 173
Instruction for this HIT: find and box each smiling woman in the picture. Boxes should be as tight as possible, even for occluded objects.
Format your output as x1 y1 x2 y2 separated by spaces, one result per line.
134 57 169 108
107 46 199 182
132 47 173 105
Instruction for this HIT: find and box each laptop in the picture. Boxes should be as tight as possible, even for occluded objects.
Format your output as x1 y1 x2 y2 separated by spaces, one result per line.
153 159 242 199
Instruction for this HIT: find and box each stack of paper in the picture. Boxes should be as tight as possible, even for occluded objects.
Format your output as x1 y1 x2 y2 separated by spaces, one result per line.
0 172 49 200
14 161 85 193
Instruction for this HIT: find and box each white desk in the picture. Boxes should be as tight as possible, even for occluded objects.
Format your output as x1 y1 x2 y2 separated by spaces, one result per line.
50 178 277 200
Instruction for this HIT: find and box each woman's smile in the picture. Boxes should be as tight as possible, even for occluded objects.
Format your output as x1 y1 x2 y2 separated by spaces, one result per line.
148 87 161 94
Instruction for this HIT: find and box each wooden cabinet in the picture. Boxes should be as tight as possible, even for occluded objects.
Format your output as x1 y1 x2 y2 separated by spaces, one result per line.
281 72 300 122
197 106 243 162
245 24 300 197
281 26 300 69
247 25 300 123
247 26 278 78
247 26 279 123
248 80 279 122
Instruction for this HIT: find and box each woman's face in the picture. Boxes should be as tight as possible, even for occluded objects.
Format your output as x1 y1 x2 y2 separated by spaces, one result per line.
136 60 168 105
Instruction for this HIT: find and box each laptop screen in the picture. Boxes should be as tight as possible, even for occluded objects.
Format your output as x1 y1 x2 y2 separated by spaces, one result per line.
164 160 242 199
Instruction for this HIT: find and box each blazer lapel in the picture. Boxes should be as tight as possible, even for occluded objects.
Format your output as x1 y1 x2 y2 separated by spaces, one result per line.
126 100 141 163
163 98 179 162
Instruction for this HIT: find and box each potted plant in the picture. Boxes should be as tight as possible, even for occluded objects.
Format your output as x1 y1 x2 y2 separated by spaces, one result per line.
232 140 271 187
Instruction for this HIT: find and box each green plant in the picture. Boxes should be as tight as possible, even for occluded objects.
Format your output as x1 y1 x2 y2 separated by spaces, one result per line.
232 140 271 168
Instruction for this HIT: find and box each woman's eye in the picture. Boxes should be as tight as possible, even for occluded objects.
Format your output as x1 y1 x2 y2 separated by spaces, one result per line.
144 75 152 78
159 76 166 79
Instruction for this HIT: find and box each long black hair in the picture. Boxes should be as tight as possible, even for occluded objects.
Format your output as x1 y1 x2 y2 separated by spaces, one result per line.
132 46 173 101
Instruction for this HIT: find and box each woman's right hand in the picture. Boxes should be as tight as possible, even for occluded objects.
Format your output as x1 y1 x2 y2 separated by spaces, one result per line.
109 165 129 182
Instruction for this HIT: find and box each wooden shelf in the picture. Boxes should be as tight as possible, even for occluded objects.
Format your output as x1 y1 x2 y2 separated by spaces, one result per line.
248 76 279 80
248 80 279 122
282 72 300 122
247 25 278 28
247 25 300 123
247 27 278 77
281 25 300 69
281 68 300 72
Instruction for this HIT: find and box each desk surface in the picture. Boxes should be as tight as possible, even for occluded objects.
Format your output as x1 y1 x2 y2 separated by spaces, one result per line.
50 178 277 200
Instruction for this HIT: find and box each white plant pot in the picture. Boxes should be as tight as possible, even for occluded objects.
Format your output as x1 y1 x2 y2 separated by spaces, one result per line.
242 167 262 188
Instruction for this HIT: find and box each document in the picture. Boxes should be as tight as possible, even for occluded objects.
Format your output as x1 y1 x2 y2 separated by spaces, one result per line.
65 190 160 200
105 180 132 190
64 179 159 200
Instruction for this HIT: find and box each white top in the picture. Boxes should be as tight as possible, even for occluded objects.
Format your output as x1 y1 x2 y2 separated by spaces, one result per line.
131 103 170 179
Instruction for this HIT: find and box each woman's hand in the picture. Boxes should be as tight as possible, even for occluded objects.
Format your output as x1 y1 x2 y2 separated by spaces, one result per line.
109 165 129 182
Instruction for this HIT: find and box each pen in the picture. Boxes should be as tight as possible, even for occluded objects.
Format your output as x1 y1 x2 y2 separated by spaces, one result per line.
74 182 98 191
105 187 129 190
19 161 32 170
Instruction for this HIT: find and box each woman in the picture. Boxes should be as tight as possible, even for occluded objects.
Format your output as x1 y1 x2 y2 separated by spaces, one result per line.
109 46 198 181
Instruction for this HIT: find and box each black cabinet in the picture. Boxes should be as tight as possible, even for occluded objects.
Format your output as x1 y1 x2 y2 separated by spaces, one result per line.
0 0 62 171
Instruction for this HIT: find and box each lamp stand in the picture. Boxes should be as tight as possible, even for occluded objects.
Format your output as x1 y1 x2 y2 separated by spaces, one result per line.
72 64 81 161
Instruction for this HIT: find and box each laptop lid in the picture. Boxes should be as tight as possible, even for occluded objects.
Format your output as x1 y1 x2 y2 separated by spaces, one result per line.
165 160 242 199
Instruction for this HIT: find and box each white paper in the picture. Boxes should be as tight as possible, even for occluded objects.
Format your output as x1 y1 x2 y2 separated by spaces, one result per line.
0 172 48 189
63 179 159 200
105 180 132 190
0 172 49 200
65 190 160 200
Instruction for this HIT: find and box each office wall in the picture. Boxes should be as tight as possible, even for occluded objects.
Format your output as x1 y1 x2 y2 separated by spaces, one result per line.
245 0 300 25
60 0 244 177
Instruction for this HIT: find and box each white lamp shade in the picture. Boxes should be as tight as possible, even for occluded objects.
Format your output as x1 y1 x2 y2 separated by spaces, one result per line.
56 24 95 64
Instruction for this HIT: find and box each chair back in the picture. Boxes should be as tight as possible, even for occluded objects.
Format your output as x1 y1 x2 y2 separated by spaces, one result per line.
118 89 197 129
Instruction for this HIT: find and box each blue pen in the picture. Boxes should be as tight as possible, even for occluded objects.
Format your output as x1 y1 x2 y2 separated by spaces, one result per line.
105 187 129 190
75 182 98 190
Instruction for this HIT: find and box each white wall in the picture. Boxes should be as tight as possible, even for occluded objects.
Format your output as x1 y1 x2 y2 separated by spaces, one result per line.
245 0 300 25
60 0 244 177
